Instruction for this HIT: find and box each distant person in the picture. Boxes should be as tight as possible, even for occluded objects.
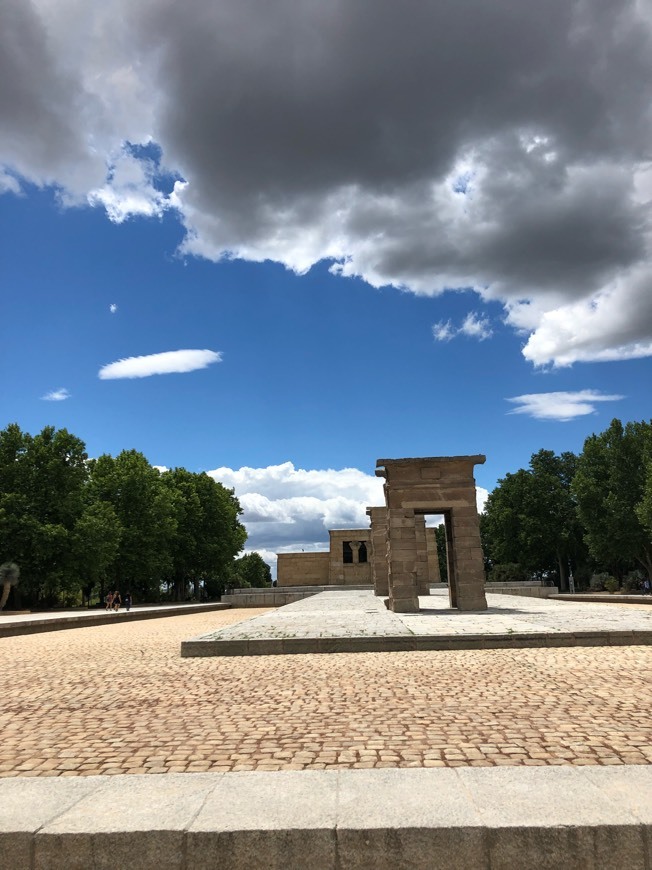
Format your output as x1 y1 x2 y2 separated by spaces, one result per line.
124 592 132 611
105 591 114 611
112 590 121 611
643 579 651 595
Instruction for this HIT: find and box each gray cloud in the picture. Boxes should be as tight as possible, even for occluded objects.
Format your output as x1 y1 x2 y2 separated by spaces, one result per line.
2 0 652 365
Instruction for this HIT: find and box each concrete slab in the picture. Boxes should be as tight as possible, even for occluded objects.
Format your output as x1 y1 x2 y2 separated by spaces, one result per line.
181 589 652 656
0 777 99 870
35 773 219 870
187 770 339 869
2 768 652 869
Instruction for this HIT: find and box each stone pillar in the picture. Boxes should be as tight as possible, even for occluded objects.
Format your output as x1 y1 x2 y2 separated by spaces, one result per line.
449 507 487 610
367 506 389 596
425 527 441 584
444 514 457 608
349 541 361 564
386 508 419 613
414 516 430 596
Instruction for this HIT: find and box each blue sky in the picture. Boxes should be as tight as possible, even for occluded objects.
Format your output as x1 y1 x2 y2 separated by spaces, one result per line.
2 0 651 568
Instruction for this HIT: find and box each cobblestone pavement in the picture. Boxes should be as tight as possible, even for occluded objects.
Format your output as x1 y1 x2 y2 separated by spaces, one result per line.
2 609 651 777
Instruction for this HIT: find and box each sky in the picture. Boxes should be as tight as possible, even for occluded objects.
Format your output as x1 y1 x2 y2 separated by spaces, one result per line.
1 0 651 573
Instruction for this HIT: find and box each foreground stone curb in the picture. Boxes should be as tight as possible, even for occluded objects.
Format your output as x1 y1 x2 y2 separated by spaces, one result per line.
181 628 652 656
0 603 231 638
1 767 651 869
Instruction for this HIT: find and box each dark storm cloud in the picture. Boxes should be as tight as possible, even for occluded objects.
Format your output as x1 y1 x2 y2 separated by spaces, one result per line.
1 0 651 364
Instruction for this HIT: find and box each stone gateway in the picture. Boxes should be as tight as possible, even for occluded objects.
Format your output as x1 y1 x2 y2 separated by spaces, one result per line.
278 454 487 614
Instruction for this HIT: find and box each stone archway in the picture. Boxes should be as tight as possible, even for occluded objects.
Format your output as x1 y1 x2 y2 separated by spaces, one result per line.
375 456 487 613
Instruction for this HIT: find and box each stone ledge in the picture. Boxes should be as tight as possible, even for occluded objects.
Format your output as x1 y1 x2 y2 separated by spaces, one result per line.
1 767 651 869
180 628 652 657
552 594 652 605
0 603 231 638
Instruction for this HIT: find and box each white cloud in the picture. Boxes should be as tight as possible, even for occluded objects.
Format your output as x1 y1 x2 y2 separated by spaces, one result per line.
41 387 70 401
109 303 118 314
88 150 170 223
433 312 493 342
208 461 489 573
98 349 222 380
3 0 652 367
506 390 624 422
0 170 21 195
459 312 492 341
207 461 384 558
432 320 454 342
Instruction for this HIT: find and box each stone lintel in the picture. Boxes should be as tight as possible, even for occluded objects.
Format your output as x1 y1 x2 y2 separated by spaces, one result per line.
376 455 486 469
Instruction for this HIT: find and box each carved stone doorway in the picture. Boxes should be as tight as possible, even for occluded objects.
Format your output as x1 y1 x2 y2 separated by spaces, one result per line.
375 456 487 613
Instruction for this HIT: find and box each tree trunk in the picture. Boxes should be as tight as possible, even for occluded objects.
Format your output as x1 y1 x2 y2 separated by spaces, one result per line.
0 582 10 610
636 547 652 583
557 553 568 592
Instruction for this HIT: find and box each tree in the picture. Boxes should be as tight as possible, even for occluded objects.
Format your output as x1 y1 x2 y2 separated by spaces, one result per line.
0 425 89 605
231 552 272 588
573 419 652 581
162 469 247 599
434 524 448 583
482 450 584 590
71 501 122 603
88 451 176 600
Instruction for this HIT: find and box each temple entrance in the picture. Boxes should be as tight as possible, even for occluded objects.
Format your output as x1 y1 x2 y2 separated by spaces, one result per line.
374 456 487 613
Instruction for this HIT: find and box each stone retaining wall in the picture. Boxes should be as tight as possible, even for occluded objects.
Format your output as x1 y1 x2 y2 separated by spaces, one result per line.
2 767 650 869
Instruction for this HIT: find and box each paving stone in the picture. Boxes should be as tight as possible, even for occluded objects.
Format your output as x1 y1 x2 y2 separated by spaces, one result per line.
2 605 652 777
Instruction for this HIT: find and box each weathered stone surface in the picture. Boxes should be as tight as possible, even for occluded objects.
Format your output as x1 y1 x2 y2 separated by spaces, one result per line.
2 769 651 870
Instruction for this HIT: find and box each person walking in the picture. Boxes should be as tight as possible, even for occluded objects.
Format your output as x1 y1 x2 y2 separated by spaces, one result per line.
124 592 132 612
105 591 114 611
112 590 121 612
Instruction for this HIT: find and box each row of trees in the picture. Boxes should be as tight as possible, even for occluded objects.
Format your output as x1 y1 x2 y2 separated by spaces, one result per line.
0 424 269 608
482 419 652 591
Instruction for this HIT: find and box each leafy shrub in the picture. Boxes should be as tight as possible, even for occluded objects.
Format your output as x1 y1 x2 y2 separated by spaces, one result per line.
603 576 619 593
489 563 529 583
623 569 644 592
590 573 610 591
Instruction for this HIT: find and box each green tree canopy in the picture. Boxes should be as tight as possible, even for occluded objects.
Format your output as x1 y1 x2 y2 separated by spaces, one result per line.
231 552 272 588
573 419 652 580
88 450 177 600
0 424 89 605
161 468 247 599
482 449 584 590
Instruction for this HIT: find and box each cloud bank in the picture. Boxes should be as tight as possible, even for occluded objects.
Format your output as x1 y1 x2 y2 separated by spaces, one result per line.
3 0 652 367
506 390 624 422
98 349 222 379
208 461 488 572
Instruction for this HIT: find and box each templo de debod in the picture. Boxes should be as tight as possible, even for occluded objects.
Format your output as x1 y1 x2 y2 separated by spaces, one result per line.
277 455 488 613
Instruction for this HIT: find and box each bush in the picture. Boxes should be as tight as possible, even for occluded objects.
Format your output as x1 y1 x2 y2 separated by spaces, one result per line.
489 563 529 584
623 569 644 592
603 576 619 593
590 573 611 591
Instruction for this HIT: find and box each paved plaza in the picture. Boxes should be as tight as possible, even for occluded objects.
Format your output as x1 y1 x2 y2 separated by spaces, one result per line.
183 588 652 655
2 602 652 777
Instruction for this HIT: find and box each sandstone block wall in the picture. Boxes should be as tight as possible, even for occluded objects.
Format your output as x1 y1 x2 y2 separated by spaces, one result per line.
329 529 373 585
277 553 330 587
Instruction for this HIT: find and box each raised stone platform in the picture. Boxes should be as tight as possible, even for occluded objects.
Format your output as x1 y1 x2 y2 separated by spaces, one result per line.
0 602 231 638
2 767 651 869
223 581 558 609
181 589 652 657
221 584 374 608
